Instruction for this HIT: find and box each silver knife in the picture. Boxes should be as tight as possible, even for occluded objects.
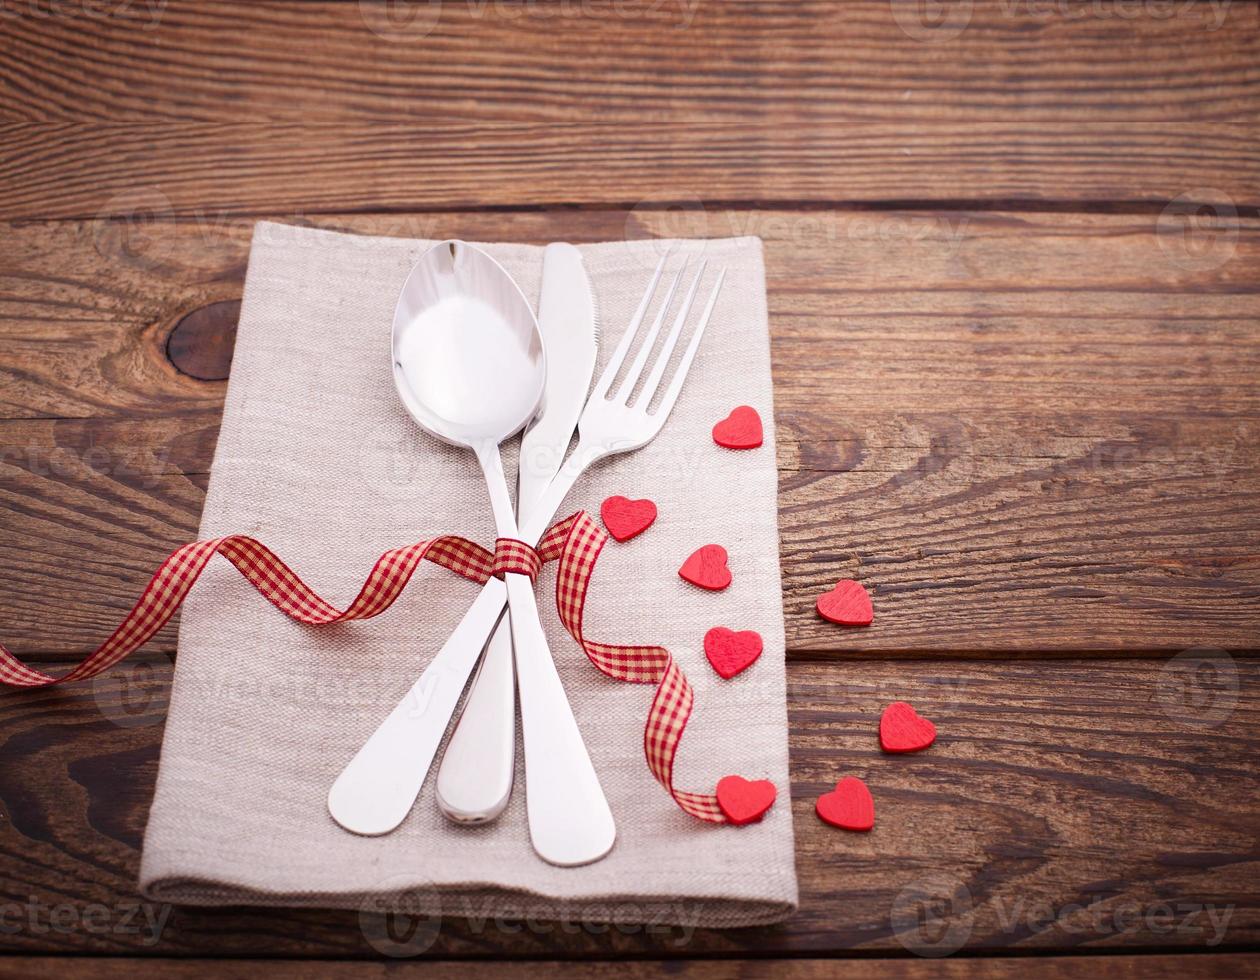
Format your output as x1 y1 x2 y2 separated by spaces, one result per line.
435 242 599 823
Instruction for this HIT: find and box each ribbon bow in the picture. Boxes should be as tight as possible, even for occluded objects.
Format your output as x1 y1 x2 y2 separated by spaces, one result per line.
0 513 733 823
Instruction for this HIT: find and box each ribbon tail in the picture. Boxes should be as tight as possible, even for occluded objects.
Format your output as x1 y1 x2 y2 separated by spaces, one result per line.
550 510 732 824
0 533 497 689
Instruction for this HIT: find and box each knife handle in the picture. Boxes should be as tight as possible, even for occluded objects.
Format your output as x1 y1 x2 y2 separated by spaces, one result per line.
501 570 616 866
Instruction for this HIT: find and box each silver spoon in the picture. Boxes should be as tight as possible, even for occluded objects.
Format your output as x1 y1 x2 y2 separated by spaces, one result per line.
388 240 615 867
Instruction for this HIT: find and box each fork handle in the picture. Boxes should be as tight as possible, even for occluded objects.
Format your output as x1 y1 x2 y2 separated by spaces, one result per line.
518 441 604 543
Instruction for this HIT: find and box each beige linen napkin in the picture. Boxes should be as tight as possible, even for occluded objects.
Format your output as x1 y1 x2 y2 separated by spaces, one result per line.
139 223 797 927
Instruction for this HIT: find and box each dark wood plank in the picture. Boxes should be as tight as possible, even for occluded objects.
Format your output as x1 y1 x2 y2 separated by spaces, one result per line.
10 0 1254 123
1 658 1256 956
1 1 1257 216
5 953 1260 979
2 209 1257 657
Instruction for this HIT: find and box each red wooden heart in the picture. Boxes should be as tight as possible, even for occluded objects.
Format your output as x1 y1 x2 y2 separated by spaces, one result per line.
712 405 763 449
716 775 776 825
600 495 657 542
704 627 763 679
816 579 873 626
880 701 936 753
815 776 874 831
679 544 732 591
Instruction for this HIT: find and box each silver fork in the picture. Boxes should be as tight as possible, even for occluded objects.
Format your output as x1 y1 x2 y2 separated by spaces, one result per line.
518 254 725 544
328 253 725 862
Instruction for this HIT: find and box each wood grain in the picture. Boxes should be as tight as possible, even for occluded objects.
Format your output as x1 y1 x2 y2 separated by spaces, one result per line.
6 954 1260 979
2 0 1256 969
0 658 1256 957
2 208 1257 658
1 1 1257 216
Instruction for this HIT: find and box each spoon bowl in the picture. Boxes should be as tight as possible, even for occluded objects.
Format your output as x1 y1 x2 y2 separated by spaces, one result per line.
392 240 545 449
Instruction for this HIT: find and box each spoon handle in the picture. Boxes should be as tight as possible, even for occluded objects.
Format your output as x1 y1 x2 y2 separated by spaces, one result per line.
327 581 509 836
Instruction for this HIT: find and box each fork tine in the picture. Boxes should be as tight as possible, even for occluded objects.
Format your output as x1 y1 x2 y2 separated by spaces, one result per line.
613 260 686 405
588 250 670 402
638 259 707 409
653 267 726 419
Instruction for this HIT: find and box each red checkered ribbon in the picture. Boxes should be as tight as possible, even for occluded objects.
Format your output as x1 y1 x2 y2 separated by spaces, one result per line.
493 537 543 582
541 513 726 822
0 512 728 823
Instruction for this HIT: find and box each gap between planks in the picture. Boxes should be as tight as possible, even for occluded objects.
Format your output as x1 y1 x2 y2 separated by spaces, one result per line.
47 196 1260 222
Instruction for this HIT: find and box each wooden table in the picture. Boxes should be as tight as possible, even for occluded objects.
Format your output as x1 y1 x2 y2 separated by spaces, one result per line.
2 2 1258 975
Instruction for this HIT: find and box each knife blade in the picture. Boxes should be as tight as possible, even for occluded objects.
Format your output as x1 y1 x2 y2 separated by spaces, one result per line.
435 242 599 823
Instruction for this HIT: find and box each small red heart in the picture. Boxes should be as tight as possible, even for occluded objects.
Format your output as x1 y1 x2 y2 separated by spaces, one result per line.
679 544 731 591
816 579 873 626
600 495 657 542
713 405 763 450
716 775 776 825
704 627 763 679
815 776 874 831
880 701 936 753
